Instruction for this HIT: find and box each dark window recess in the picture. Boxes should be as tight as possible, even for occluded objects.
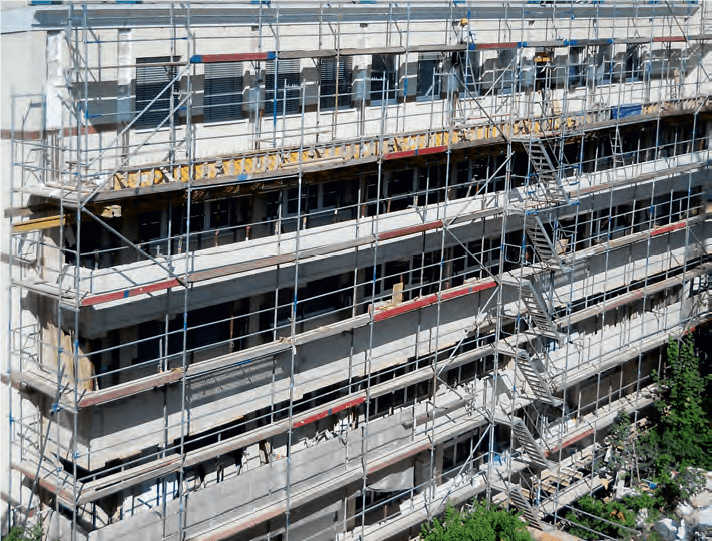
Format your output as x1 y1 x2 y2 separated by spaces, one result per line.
596 45 613 84
204 62 242 122
286 187 309 215
135 56 180 129
568 47 585 87
371 54 398 105
265 59 300 116
320 56 353 110
386 172 414 212
463 51 480 95
298 275 344 320
187 304 231 354
497 49 516 93
416 54 441 101
624 45 641 81
322 182 340 208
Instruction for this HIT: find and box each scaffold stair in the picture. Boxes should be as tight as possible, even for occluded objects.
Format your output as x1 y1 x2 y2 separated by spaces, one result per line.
524 212 565 268
519 137 570 205
519 278 559 337
498 340 559 404
501 481 545 529
510 416 552 470
510 348 562 406
488 409 552 470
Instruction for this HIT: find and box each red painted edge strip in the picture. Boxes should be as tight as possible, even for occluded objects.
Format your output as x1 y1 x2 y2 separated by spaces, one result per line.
384 149 416 160
378 220 443 241
81 278 180 306
374 279 497 322
545 428 594 457
374 294 437 322
293 396 366 428
653 36 686 42
418 145 448 156
651 221 686 236
440 279 497 302
383 145 448 161
367 442 430 475
477 42 518 50
201 52 272 62
78 369 183 408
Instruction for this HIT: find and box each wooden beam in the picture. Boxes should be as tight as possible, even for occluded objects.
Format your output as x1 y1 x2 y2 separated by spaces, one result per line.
12 214 66 234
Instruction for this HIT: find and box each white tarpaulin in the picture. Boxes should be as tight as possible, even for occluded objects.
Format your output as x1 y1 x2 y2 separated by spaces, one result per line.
367 462 414 492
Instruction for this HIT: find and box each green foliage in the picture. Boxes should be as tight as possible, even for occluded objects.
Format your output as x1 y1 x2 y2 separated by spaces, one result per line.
421 500 533 541
3 520 43 541
622 493 663 523
652 337 712 471
565 495 636 541
606 411 636 475
635 336 712 505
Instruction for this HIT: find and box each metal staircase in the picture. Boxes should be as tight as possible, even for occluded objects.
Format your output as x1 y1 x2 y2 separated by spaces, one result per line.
500 344 561 406
504 481 545 529
488 408 552 470
510 416 552 470
524 211 565 268
519 278 558 337
517 137 570 205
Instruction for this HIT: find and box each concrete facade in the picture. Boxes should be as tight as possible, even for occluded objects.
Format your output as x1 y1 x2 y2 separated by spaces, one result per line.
1 2 711 540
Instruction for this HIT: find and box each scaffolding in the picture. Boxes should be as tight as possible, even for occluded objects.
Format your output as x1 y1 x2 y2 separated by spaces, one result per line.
2 2 711 540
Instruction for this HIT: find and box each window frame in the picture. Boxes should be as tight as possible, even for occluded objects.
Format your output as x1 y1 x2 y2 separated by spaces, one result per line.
370 54 399 106
416 53 442 102
320 56 353 111
135 56 181 130
203 61 243 123
264 59 301 117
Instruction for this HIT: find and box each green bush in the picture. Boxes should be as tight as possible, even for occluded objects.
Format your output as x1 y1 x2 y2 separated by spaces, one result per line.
3 520 43 541
421 500 534 541
565 495 636 541
622 493 663 523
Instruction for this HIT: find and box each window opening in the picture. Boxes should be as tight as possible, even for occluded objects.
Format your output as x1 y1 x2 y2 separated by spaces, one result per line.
204 62 242 122
371 54 398 105
320 56 353 110
265 59 300 116
416 53 441 101
135 56 180 129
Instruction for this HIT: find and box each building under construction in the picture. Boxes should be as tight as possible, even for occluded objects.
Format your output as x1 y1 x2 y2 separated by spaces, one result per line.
1 1 711 540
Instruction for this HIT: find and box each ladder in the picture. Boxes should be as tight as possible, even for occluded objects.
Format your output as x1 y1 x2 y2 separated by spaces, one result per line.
611 125 624 169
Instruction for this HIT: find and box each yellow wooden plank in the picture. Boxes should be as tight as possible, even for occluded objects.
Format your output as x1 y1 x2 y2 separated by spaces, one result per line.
13 215 66 234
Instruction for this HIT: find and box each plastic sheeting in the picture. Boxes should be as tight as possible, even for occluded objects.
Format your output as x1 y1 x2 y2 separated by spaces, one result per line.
367 461 414 492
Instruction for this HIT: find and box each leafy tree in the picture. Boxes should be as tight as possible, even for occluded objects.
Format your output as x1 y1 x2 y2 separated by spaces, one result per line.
565 495 635 540
639 336 712 503
652 336 712 470
421 500 533 541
